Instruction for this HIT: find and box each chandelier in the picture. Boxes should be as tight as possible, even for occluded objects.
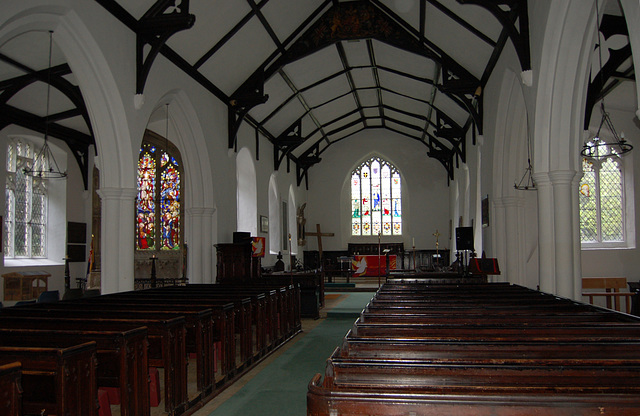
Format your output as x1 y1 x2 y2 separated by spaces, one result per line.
581 102 632 159
580 0 632 160
23 31 67 179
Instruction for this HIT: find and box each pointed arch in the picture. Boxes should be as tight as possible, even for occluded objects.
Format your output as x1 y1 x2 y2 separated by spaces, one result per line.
0 5 136 293
237 147 257 236
150 91 215 283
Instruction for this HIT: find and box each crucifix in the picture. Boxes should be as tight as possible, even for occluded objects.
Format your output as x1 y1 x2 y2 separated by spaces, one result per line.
433 229 441 267
306 224 334 262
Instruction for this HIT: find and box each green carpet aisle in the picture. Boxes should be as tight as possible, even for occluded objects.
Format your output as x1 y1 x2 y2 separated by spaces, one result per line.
205 292 373 416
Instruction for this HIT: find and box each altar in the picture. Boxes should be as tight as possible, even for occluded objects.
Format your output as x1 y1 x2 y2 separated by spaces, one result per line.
351 255 397 277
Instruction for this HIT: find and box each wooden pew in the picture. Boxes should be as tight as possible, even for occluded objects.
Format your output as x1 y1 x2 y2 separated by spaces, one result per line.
79 294 242 375
17 297 236 381
309 354 640 415
100 284 301 368
338 334 640 361
0 327 148 416
0 362 21 416
0 341 98 416
142 284 300 352
308 282 640 415
0 311 191 415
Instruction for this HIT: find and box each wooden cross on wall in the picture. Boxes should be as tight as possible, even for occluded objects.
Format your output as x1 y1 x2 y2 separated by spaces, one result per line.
306 224 334 261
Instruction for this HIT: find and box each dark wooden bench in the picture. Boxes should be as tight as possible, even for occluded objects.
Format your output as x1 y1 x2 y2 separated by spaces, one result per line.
0 327 148 416
0 341 98 416
338 334 640 361
0 312 190 415
308 358 640 415
0 342 97 416
21 296 236 381
84 293 247 374
0 362 21 416
143 283 300 352
308 281 640 415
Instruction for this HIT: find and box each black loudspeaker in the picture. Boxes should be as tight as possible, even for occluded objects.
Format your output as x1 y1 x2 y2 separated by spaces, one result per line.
233 231 252 244
456 227 474 250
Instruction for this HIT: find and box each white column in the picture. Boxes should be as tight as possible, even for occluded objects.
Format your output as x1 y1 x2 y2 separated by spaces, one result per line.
532 172 555 293
550 170 578 298
186 207 215 284
98 187 137 294
492 198 508 283
503 196 526 286
571 175 582 300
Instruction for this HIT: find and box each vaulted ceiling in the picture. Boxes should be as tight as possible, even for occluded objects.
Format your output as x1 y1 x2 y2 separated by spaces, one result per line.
0 0 633 190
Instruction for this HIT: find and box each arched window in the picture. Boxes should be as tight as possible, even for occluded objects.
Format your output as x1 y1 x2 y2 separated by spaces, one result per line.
136 130 183 251
5 139 48 257
268 173 280 254
351 156 402 236
236 147 258 236
580 154 629 247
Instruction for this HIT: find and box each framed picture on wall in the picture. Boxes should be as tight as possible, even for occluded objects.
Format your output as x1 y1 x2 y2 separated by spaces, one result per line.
260 215 269 233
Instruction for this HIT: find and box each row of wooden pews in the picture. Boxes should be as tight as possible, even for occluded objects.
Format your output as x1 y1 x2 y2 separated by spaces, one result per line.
308 281 640 415
0 281 301 416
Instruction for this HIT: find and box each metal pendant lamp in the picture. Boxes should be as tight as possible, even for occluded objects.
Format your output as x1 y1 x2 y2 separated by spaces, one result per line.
580 0 632 160
23 31 67 179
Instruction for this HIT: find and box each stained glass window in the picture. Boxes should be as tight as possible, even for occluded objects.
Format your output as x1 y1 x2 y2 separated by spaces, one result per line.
5 139 48 258
352 157 401 236
136 134 182 251
580 155 624 244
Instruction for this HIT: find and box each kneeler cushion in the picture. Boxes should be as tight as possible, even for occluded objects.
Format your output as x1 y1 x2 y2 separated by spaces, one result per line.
149 366 161 407
98 388 112 416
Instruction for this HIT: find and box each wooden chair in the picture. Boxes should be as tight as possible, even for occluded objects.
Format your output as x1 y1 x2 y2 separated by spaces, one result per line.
582 277 632 313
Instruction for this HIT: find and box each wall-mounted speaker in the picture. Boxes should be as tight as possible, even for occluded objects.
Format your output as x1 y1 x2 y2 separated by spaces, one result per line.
233 231 252 244
456 227 474 251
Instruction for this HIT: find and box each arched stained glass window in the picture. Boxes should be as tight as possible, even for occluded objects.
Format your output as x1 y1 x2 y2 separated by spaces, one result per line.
351 157 402 236
136 131 182 251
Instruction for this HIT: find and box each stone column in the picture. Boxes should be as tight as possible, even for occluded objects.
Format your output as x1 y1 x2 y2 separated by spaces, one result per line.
532 172 555 293
97 187 137 294
503 196 525 286
491 198 508 283
186 207 215 284
550 170 578 298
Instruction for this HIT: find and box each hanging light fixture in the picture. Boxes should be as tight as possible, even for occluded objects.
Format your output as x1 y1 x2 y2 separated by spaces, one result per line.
23 31 67 179
580 0 632 160
514 113 536 191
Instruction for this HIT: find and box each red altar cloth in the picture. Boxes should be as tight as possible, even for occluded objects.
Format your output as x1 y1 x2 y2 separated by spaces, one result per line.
351 255 397 277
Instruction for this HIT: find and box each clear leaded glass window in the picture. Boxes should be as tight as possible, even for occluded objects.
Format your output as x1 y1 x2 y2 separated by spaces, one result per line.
580 156 624 244
5 139 48 258
351 157 402 236
136 134 182 251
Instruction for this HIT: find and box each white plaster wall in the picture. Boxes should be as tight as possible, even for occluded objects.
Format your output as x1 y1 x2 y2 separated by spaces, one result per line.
305 129 450 253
